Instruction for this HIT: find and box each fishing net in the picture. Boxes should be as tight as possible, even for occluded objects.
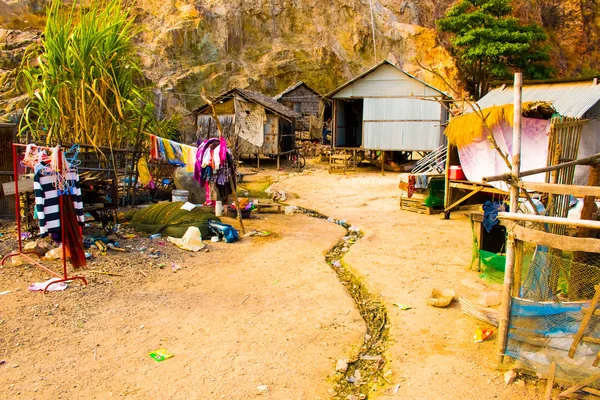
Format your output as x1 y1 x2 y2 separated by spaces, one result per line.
506 235 600 388
126 202 219 238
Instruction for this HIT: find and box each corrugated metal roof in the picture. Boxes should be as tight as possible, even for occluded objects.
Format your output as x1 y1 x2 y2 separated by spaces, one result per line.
192 88 301 120
324 60 451 99
477 80 600 118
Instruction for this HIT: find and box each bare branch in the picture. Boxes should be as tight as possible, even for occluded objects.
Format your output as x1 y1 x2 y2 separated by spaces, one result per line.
200 87 224 139
415 59 513 172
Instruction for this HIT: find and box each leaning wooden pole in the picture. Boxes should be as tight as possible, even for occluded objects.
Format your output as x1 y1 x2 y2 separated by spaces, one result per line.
497 73 522 364
201 88 246 235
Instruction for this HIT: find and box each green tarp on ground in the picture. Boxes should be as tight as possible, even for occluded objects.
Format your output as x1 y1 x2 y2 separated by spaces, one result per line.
126 202 220 238
479 249 505 283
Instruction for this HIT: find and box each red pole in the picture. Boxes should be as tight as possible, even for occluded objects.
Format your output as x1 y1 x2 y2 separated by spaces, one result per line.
13 143 22 252
58 146 68 279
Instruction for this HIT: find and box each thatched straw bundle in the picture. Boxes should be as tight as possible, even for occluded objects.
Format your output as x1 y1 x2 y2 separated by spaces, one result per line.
445 102 555 148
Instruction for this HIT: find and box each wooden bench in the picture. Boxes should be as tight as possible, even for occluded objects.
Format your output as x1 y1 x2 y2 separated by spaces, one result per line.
253 200 283 213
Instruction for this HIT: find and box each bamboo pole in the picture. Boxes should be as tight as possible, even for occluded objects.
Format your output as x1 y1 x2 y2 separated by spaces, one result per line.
498 212 600 229
497 73 522 364
200 88 245 235
130 113 145 206
443 144 452 216
547 147 562 298
544 361 556 400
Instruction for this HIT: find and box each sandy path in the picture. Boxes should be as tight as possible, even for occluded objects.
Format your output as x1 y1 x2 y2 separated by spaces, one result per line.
0 214 363 399
277 168 543 399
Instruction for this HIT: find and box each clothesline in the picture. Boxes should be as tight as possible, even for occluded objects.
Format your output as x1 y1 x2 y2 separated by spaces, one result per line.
145 133 197 173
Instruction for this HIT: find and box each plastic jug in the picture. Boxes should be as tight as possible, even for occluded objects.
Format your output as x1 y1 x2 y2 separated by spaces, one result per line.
215 201 223 217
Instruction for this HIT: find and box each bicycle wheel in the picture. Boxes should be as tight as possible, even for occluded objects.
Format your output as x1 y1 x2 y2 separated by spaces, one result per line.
298 153 306 168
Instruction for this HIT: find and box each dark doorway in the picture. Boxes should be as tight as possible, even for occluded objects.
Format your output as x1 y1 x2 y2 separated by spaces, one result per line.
335 99 363 148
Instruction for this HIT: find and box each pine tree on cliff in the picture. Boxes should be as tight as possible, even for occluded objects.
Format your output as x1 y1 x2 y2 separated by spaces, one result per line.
437 0 552 99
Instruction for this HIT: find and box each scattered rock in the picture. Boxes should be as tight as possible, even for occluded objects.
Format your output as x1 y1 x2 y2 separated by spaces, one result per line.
277 190 287 201
24 241 51 256
10 254 23 266
504 370 517 385
256 385 268 394
173 168 205 204
336 359 348 372
359 354 382 361
479 292 501 307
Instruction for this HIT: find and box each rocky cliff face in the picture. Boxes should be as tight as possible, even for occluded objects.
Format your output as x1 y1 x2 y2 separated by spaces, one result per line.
135 0 459 113
1 0 599 122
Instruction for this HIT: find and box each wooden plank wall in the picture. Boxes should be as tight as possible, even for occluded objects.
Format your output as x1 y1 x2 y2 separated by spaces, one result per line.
0 124 17 217
279 86 320 131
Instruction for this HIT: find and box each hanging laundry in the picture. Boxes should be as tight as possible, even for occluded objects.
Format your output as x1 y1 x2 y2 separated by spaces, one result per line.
137 158 152 186
414 174 429 189
183 145 197 173
407 175 416 198
34 162 84 235
194 137 236 204
168 140 185 167
482 201 508 233
28 144 86 268
148 135 189 167
149 135 158 159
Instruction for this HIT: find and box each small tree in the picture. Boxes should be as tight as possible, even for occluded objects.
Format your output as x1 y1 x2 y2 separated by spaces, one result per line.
437 0 552 99
19 0 148 147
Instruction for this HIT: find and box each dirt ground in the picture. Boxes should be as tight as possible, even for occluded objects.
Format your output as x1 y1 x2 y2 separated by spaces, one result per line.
0 157 545 399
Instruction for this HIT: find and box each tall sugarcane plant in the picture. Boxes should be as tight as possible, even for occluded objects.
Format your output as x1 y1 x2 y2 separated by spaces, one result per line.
18 0 147 148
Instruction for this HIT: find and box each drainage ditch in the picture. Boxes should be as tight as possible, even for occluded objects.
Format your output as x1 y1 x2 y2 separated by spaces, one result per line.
295 207 390 399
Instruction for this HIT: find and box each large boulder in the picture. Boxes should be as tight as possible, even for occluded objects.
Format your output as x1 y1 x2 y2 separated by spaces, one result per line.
173 167 205 204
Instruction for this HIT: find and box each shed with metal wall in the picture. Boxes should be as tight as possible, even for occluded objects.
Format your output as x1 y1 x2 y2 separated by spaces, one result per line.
325 60 451 151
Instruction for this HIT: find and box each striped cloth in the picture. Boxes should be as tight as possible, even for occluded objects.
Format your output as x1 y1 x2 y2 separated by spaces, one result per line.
34 170 84 235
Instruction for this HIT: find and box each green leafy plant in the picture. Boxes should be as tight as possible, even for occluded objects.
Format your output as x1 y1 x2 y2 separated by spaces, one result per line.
437 0 552 99
18 0 148 148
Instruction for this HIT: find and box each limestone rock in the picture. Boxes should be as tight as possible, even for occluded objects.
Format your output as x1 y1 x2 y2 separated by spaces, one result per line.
336 359 348 372
173 167 205 204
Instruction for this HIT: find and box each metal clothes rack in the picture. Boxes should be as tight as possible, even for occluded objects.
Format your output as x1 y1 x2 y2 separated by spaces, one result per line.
1 143 87 293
